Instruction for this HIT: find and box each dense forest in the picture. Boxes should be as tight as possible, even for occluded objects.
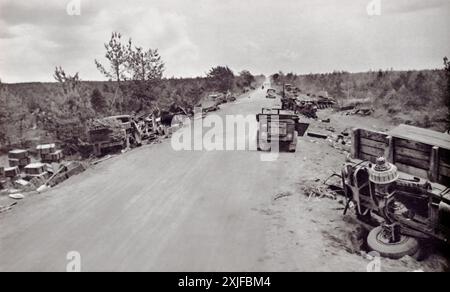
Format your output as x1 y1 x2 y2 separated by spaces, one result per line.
271 65 450 131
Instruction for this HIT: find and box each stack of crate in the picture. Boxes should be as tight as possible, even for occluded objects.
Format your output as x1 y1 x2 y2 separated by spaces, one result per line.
8 149 31 169
4 166 20 178
37 144 64 163
24 163 48 180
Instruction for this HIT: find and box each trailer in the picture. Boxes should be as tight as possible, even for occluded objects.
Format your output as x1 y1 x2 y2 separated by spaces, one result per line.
340 125 450 259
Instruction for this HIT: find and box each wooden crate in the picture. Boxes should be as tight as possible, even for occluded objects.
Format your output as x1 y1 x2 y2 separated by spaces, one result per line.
24 163 46 176
351 125 450 186
10 157 32 168
8 159 20 167
351 128 389 164
4 166 20 178
41 150 64 163
8 149 28 160
36 144 56 155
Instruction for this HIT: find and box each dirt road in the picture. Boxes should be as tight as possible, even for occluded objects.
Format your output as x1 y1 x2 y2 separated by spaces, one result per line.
0 81 447 272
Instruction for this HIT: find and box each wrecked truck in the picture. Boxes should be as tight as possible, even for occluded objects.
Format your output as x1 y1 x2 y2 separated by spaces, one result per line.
256 108 309 153
88 115 146 156
340 125 450 259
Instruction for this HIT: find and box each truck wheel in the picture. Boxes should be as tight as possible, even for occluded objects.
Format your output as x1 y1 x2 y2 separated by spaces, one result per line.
257 131 271 151
367 226 419 259
288 131 298 152
256 131 261 151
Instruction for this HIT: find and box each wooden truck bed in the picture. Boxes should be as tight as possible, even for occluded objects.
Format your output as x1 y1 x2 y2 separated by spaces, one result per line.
351 124 450 187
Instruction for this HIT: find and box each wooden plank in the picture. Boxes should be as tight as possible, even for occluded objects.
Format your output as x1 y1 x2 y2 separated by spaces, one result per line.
389 124 450 150
439 165 450 178
360 145 385 157
360 138 386 149
395 147 430 161
351 129 360 159
395 154 429 170
396 162 429 179
359 152 377 163
440 149 450 165
430 146 439 182
359 129 388 143
386 136 394 163
395 138 432 153
440 159 450 170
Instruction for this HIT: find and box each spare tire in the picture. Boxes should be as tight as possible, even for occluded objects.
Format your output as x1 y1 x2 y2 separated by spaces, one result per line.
367 226 419 260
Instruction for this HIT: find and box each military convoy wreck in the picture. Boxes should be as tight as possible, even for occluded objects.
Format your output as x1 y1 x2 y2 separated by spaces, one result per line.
339 125 450 259
262 84 450 260
278 84 336 119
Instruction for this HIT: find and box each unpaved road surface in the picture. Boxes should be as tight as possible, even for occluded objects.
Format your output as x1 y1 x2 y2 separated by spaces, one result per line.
0 80 448 271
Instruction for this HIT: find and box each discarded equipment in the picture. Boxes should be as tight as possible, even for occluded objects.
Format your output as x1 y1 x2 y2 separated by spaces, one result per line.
88 115 146 156
24 163 48 180
256 108 309 153
307 132 328 139
8 149 31 168
266 88 276 99
340 125 450 259
37 144 64 163
4 166 20 178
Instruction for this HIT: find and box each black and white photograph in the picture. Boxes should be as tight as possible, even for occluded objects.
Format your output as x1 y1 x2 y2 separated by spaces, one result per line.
0 0 449 275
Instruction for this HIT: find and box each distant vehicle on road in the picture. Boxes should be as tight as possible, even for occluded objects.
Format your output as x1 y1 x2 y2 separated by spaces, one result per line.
256 108 309 152
266 88 276 99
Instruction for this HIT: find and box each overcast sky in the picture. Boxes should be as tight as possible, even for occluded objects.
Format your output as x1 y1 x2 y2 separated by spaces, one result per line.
0 0 449 83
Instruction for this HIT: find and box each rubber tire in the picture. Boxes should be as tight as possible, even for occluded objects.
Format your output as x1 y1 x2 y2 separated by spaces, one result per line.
256 131 261 151
257 130 271 151
367 226 419 260
288 131 298 152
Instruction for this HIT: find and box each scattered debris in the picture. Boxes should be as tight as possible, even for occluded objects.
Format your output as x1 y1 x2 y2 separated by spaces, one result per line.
36 184 49 193
4 166 20 178
24 163 48 180
0 202 18 213
9 193 24 200
307 132 328 139
14 179 29 186
8 149 30 168
273 191 293 201
92 155 114 166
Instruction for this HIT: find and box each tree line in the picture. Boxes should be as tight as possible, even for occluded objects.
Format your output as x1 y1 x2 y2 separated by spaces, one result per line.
0 31 259 150
271 59 450 131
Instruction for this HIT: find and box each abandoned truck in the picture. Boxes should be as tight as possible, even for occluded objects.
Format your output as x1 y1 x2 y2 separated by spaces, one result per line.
256 108 309 152
266 88 276 99
341 125 450 259
88 115 149 156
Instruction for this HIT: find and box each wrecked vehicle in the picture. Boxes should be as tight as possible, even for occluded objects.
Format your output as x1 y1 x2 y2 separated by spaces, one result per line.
88 115 145 156
202 105 220 113
266 88 276 99
256 108 309 152
294 101 318 119
341 125 450 259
